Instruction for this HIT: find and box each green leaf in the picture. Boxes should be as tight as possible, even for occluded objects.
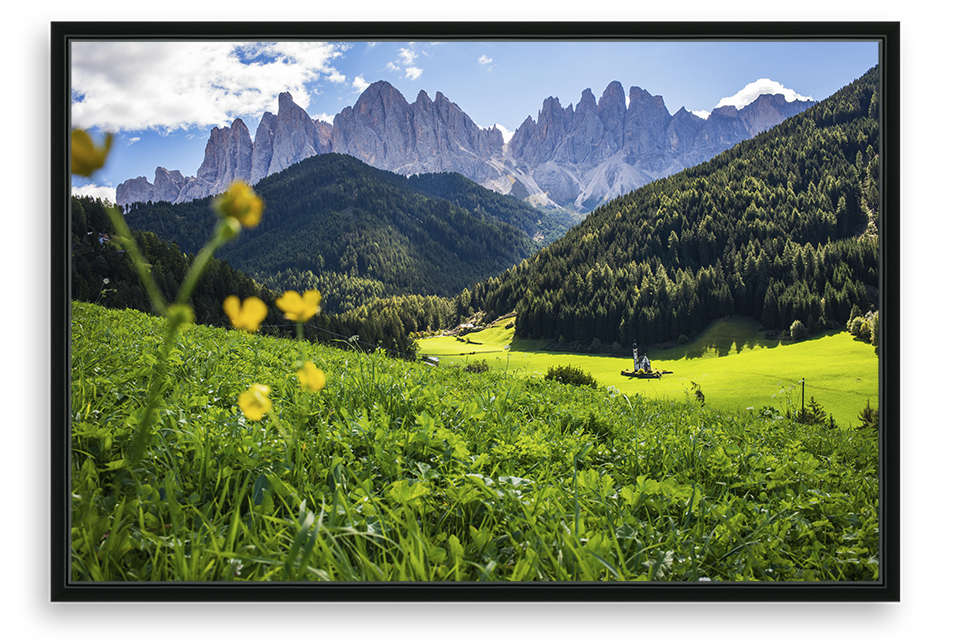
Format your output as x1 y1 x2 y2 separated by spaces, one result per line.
387 480 431 507
252 473 269 506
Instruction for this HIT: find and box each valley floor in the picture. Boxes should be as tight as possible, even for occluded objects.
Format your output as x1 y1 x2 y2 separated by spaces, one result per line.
419 315 880 428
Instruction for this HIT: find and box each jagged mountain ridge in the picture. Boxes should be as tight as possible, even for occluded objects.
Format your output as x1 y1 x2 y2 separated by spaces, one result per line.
116 80 814 212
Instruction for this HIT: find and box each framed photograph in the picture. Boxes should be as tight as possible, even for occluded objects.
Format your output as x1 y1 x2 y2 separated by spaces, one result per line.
52 21 899 602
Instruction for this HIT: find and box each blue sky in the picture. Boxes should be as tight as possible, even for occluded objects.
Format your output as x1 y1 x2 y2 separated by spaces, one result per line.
70 39 879 202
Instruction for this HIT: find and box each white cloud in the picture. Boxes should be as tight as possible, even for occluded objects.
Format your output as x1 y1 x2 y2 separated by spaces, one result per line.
328 71 346 84
71 41 348 132
73 183 117 204
383 45 426 82
494 123 514 144
315 112 336 125
352 76 370 93
478 55 493 65
126 137 140 145
715 79 814 110
691 110 710 120
398 47 418 66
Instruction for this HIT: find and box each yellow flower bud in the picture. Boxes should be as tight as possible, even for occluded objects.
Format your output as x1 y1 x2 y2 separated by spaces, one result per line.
238 383 271 421
276 290 322 324
214 181 263 228
223 295 268 333
71 129 113 177
297 361 326 392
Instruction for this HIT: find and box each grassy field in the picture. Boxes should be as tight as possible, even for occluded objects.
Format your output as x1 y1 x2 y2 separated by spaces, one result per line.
69 302 880 583
419 315 879 428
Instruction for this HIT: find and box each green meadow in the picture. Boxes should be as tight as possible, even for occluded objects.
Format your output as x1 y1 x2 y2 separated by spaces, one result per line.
70 302 880 582
419 315 879 428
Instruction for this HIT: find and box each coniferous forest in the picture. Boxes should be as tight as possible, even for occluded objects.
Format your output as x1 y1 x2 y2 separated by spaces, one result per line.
71 196 430 355
465 66 881 348
119 153 561 306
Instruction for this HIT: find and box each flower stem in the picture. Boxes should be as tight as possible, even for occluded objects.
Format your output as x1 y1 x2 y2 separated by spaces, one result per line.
175 226 229 307
128 318 179 465
105 205 167 316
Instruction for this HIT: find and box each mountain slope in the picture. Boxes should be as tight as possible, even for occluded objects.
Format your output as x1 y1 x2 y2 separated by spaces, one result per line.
122 153 538 302
466 66 882 348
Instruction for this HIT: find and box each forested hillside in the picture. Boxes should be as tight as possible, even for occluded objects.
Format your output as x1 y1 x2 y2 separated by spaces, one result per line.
405 171 569 245
467 66 882 348
121 154 555 307
72 196 425 355
71 195 285 328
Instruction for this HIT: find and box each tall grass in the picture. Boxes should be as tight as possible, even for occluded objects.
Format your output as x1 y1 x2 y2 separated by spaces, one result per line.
71 301 880 582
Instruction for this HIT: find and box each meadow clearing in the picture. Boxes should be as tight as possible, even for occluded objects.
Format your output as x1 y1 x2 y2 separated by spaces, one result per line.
419 315 879 428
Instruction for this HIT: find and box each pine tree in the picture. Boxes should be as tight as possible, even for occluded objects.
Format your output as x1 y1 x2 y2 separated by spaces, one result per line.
858 399 879 430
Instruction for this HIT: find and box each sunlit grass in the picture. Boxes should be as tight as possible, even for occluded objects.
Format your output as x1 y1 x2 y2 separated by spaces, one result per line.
418 315 879 427
71 301 880 582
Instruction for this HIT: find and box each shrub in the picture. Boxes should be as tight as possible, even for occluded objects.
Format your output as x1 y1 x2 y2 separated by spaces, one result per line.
677 334 689 345
847 313 863 335
858 399 879 430
798 396 827 425
690 381 705 405
545 364 598 388
790 319 808 341
465 359 489 374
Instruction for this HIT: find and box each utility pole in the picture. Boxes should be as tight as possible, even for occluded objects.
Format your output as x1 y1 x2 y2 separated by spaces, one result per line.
800 378 805 422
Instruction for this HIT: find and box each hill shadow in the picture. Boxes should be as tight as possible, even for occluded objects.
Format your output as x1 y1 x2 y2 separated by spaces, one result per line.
651 316 780 361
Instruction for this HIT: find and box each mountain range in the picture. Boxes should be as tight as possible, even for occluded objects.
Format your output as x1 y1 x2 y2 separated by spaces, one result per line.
116 80 815 212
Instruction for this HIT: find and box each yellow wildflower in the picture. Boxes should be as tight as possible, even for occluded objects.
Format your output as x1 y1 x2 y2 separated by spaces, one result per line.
238 383 271 421
297 361 326 392
276 290 322 323
71 129 113 177
223 295 268 332
214 181 263 228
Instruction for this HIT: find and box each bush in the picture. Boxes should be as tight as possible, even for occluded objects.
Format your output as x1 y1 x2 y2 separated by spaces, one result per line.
858 398 879 430
789 319 808 341
677 334 689 345
847 311 879 346
848 316 862 335
545 364 598 388
465 360 489 374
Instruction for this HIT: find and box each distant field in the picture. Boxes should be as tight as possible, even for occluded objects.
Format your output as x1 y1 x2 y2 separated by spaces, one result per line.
418 316 879 427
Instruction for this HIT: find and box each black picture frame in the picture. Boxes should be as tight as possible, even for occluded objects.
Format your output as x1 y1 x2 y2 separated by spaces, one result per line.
51 20 900 603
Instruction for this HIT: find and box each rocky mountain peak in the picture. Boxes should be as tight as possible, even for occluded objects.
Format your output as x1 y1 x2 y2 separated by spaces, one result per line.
115 80 816 213
576 88 598 113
